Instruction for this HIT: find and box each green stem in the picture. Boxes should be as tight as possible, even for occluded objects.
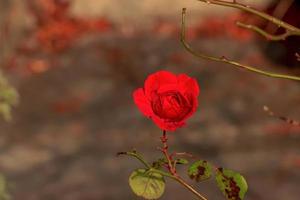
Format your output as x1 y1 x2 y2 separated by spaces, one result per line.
117 150 151 169
174 176 208 200
160 130 176 175
159 131 209 200
151 168 208 200
148 168 175 179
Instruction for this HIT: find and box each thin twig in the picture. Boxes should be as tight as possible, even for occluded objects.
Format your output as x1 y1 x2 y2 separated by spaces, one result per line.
197 0 300 39
181 8 300 82
265 0 294 34
263 106 300 127
236 21 292 41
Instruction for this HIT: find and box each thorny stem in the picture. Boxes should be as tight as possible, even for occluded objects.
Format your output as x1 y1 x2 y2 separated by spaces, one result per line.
118 135 209 200
197 0 300 39
160 130 208 200
160 130 176 175
181 8 300 82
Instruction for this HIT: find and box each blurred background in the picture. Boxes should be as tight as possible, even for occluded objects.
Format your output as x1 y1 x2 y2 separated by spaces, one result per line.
0 0 299 199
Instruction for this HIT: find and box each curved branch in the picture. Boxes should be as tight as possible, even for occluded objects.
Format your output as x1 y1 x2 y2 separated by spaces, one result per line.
181 8 300 82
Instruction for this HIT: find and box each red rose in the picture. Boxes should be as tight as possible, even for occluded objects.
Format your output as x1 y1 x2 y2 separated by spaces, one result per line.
133 70 200 131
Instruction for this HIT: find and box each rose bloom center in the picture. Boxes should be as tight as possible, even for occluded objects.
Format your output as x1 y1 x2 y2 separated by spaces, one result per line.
151 91 192 121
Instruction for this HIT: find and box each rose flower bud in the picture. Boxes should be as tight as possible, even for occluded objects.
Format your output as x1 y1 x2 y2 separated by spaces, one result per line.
133 70 200 131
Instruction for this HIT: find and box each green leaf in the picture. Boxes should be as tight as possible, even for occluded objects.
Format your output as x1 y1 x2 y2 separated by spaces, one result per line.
215 168 248 200
188 160 212 182
129 169 165 199
176 158 188 165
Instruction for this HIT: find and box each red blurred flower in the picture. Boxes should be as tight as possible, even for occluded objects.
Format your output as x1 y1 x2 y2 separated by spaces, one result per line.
133 71 200 131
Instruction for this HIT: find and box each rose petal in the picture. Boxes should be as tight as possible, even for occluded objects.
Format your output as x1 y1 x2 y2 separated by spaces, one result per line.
151 114 185 131
133 70 200 131
180 94 198 121
177 74 200 96
144 71 177 96
133 88 153 117
157 84 178 94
